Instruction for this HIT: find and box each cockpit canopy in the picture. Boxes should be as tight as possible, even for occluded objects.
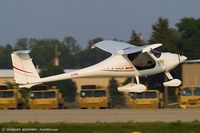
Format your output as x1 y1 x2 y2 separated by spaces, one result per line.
127 51 159 70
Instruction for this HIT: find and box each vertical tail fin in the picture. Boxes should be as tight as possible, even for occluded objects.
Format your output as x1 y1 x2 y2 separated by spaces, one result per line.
11 50 40 85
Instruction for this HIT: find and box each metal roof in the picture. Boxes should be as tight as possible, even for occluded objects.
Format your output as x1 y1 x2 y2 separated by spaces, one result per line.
184 60 200 63
0 69 14 78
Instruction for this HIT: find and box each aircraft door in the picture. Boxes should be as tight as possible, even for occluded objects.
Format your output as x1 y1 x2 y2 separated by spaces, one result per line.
127 52 156 70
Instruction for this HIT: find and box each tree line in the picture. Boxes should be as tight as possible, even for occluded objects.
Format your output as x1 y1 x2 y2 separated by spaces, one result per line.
0 17 200 69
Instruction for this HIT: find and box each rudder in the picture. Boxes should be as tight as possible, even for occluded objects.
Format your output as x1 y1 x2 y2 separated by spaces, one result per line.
11 50 40 85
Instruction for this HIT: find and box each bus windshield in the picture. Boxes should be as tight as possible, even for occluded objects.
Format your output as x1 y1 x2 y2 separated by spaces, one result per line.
80 90 106 97
93 90 106 97
80 91 93 97
30 91 56 99
30 92 43 99
0 91 14 98
181 88 192 96
131 93 143 99
194 88 200 96
144 92 157 98
44 91 56 98
0 85 8 90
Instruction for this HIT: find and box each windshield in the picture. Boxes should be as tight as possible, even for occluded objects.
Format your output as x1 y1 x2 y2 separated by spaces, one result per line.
0 91 14 98
30 92 43 99
30 91 56 99
131 93 143 99
80 90 106 98
151 50 161 58
44 91 56 98
0 85 8 90
80 91 93 97
181 88 192 96
144 92 157 98
194 88 200 96
93 90 106 97
130 91 157 99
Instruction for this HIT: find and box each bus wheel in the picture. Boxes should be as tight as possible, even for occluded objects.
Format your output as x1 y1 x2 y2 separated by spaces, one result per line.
17 104 23 109
158 103 164 109
100 107 107 109
58 104 64 109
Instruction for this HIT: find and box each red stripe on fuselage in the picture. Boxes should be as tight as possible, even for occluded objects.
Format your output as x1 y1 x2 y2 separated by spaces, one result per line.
13 66 33 74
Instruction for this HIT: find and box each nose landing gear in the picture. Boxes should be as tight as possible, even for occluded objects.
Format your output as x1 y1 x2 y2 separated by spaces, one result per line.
163 72 181 87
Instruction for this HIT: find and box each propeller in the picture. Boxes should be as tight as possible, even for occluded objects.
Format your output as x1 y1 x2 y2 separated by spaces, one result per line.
178 54 181 64
177 45 185 64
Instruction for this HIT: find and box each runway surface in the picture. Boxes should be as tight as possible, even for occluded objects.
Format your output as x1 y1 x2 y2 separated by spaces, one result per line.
0 109 200 123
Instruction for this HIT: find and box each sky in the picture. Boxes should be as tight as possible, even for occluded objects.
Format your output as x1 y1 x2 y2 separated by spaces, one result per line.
0 0 199 47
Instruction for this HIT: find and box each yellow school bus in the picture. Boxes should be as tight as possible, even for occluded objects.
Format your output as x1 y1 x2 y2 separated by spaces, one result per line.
0 84 24 109
177 87 200 108
29 86 64 109
129 90 164 109
79 85 109 109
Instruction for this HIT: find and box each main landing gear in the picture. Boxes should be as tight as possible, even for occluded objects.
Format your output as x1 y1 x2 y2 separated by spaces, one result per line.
117 71 181 93
117 76 147 93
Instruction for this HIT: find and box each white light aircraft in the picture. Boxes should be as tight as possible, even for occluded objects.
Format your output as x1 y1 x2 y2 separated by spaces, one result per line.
11 40 187 92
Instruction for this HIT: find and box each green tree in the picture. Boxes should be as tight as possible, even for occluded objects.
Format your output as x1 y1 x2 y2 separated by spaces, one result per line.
0 44 13 69
149 17 178 52
14 38 29 50
28 38 79 69
59 44 78 68
60 37 79 68
128 30 145 45
39 65 77 102
108 78 125 108
176 17 200 59
88 37 103 48
63 36 81 55
30 39 62 68
76 37 110 68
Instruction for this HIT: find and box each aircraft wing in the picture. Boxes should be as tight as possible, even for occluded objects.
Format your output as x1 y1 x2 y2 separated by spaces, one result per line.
92 40 137 54
92 40 162 55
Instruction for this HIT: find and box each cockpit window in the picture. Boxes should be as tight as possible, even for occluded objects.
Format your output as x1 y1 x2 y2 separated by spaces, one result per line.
151 50 161 58
127 52 156 70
